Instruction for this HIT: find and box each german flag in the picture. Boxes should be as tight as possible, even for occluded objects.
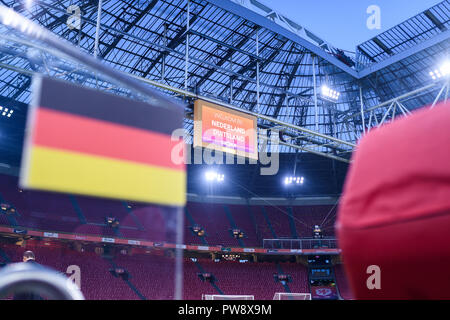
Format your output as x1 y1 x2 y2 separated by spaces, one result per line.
20 77 186 206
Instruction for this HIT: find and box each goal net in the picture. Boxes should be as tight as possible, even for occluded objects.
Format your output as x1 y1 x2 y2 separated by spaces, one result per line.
202 294 254 300
273 293 312 300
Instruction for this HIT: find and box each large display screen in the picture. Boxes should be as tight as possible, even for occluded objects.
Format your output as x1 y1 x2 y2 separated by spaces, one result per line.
193 99 258 160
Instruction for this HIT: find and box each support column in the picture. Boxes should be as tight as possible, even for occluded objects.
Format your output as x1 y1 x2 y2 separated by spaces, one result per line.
446 78 449 101
431 82 447 108
312 55 318 131
360 86 365 135
162 23 168 81
256 29 260 114
229 55 233 103
93 0 102 59
184 0 190 91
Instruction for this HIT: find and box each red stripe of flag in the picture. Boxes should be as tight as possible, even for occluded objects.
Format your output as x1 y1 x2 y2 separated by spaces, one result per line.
32 107 185 171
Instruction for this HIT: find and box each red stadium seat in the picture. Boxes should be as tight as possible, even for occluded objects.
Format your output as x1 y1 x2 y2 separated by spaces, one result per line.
337 103 450 299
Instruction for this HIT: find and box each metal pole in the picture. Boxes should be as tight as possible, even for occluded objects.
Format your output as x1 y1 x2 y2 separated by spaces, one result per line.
344 83 437 121
256 29 260 114
359 86 365 136
93 0 102 59
431 82 447 108
312 55 318 131
397 101 411 115
373 111 379 126
184 0 190 91
162 23 167 81
77 15 82 48
229 54 233 103
446 78 449 101
367 111 373 133
391 101 396 120
174 207 184 300
229 77 233 104
378 102 394 127
94 0 103 88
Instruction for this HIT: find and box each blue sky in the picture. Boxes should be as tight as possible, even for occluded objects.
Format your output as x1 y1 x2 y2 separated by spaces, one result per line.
265 0 443 52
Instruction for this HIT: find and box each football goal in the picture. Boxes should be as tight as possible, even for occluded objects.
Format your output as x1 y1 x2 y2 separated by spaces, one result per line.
202 294 254 300
273 292 312 300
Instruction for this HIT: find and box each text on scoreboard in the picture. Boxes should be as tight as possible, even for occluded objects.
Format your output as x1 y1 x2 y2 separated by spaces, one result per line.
193 100 258 160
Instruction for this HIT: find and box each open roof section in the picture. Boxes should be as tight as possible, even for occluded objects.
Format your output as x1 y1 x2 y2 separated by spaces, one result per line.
357 0 450 74
349 0 450 125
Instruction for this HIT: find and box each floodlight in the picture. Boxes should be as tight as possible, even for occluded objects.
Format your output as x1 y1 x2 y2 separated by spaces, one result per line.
430 61 450 80
0 107 13 118
284 176 304 186
205 171 224 183
320 85 340 101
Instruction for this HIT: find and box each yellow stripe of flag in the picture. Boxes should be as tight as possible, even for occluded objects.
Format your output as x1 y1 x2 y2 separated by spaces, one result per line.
21 146 186 206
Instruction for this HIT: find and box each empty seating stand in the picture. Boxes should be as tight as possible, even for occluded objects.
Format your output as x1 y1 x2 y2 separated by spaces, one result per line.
185 202 237 247
263 206 293 238
0 243 137 300
226 204 259 247
291 205 336 238
0 174 337 249
192 260 309 300
0 240 311 300
334 264 353 300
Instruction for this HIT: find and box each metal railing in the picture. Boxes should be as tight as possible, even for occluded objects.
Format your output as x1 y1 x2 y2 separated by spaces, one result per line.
263 238 338 250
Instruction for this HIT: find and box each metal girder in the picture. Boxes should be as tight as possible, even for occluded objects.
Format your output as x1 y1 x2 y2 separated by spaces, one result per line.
2 0 447 162
6 0 97 100
372 38 393 55
344 80 448 135
191 25 259 90
0 5 182 108
358 28 450 78
98 0 159 59
223 38 290 107
273 51 304 119
203 0 358 77
356 46 376 64
269 140 350 163
424 10 447 32
3 3 315 108
140 4 207 79
0 19 355 164
344 82 438 122
30 1 309 102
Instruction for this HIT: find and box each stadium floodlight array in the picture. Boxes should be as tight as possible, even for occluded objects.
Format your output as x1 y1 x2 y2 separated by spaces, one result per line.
202 294 254 300
284 176 304 185
0 106 13 118
205 171 224 182
429 61 450 80
273 292 312 300
320 85 340 102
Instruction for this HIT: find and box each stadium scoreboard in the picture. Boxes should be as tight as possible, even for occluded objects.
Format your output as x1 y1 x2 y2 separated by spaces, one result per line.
193 99 258 160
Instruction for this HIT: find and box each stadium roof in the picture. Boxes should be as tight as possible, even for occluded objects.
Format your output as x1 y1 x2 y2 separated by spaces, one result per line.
0 0 448 166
